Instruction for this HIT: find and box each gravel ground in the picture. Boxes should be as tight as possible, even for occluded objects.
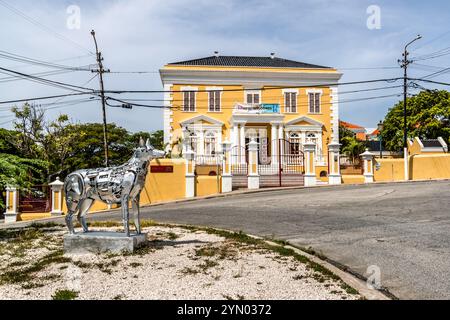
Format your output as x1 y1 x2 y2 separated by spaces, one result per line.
0 223 360 300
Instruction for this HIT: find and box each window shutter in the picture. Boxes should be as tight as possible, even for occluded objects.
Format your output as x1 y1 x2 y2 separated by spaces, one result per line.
247 93 252 104
292 93 297 112
190 92 195 111
184 92 189 111
209 92 214 111
315 93 320 113
215 91 220 111
254 94 260 104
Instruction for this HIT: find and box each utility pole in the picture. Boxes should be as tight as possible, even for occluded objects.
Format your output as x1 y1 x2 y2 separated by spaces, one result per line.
91 30 110 167
399 34 421 180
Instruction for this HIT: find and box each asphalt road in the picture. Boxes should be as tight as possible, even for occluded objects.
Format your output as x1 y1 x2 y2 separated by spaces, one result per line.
6 180 450 299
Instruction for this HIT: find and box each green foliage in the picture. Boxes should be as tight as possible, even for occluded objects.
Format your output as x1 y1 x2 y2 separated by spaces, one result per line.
382 90 450 151
339 125 365 162
52 289 78 300
0 153 47 208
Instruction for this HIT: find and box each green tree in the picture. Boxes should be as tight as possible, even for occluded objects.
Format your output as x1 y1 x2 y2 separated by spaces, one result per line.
0 153 47 208
382 90 450 151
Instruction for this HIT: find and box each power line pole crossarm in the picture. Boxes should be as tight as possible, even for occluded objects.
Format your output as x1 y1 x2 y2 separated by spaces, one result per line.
399 34 422 181
91 29 111 167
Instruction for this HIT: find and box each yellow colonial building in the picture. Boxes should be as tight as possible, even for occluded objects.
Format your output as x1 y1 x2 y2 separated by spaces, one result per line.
159 54 343 188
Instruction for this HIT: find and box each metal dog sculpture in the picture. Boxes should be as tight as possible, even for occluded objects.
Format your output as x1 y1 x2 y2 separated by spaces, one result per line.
64 138 164 236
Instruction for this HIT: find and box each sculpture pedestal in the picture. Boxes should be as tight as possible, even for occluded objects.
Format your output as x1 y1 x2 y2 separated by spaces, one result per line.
64 232 147 254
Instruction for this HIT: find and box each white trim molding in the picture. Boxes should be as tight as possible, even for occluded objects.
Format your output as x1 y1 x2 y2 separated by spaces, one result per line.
285 115 324 128
163 83 173 151
180 114 225 127
330 86 339 143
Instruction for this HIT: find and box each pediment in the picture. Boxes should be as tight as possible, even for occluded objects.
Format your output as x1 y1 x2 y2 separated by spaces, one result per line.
285 116 323 127
180 115 224 127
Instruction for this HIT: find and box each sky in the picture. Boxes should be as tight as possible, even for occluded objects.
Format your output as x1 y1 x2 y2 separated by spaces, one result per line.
1 0 450 133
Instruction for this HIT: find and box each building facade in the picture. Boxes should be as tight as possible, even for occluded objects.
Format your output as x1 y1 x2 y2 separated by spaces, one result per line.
159 55 342 179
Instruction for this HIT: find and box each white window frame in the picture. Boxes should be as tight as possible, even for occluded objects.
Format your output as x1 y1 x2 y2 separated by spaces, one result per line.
282 89 298 113
181 87 198 112
244 90 262 105
204 131 217 155
206 87 222 112
306 89 322 114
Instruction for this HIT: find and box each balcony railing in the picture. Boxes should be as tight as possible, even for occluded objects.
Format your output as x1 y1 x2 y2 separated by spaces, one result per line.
234 103 280 114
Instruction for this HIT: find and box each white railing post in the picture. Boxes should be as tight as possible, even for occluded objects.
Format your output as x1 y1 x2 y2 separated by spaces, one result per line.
184 150 196 198
360 149 375 183
303 142 316 187
328 142 342 185
247 138 260 189
49 177 64 216
4 186 19 223
221 141 232 193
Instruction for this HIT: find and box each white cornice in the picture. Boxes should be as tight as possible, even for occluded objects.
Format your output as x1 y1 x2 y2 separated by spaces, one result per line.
160 69 342 86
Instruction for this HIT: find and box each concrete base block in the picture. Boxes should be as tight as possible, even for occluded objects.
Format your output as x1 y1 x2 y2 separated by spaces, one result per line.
248 175 260 190
4 213 18 224
185 175 195 198
364 175 374 183
328 174 342 185
64 232 147 254
304 175 317 187
222 174 232 193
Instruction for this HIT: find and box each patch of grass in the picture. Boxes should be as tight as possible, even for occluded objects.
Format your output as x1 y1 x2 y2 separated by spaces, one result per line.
167 232 179 240
194 243 237 260
341 283 359 295
198 259 219 272
52 289 78 300
88 221 121 228
180 267 200 275
113 294 125 300
0 250 71 285
129 262 142 268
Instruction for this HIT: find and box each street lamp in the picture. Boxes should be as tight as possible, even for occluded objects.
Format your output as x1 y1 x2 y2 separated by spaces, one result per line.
377 120 384 159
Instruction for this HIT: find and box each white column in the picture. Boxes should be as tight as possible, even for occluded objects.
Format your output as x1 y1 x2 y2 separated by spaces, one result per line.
328 142 342 185
240 124 246 163
271 124 277 165
49 177 64 216
231 125 236 148
185 150 196 198
5 186 19 223
278 125 284 159
404 147 409 181
247 138 260 189
360 149 375 183
221 141 232 193
304 142 316 187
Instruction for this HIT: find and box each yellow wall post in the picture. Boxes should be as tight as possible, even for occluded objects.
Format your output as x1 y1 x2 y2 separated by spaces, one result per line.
221 141 232 193
304 142 316 187
328 142 342 185
360 148 375 183
247 138 260 189
5 186 19 223
184 150 196 198
49 177 64 216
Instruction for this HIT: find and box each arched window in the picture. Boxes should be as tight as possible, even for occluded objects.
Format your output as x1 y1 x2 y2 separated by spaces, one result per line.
289 132 301 154
204 131 216 155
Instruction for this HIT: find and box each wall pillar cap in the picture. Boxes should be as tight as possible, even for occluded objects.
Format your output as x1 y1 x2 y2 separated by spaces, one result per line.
248 138 259 151
360 149 375 158
49 177 64 187
184 150 195 161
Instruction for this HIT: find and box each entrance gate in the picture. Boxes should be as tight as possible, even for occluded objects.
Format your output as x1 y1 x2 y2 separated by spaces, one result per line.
230 146 247 189
259 139 305 187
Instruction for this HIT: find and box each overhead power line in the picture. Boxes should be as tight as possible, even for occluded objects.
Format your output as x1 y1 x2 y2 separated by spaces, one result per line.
0 66 96 93
0 50 93 71
102 77 404 94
